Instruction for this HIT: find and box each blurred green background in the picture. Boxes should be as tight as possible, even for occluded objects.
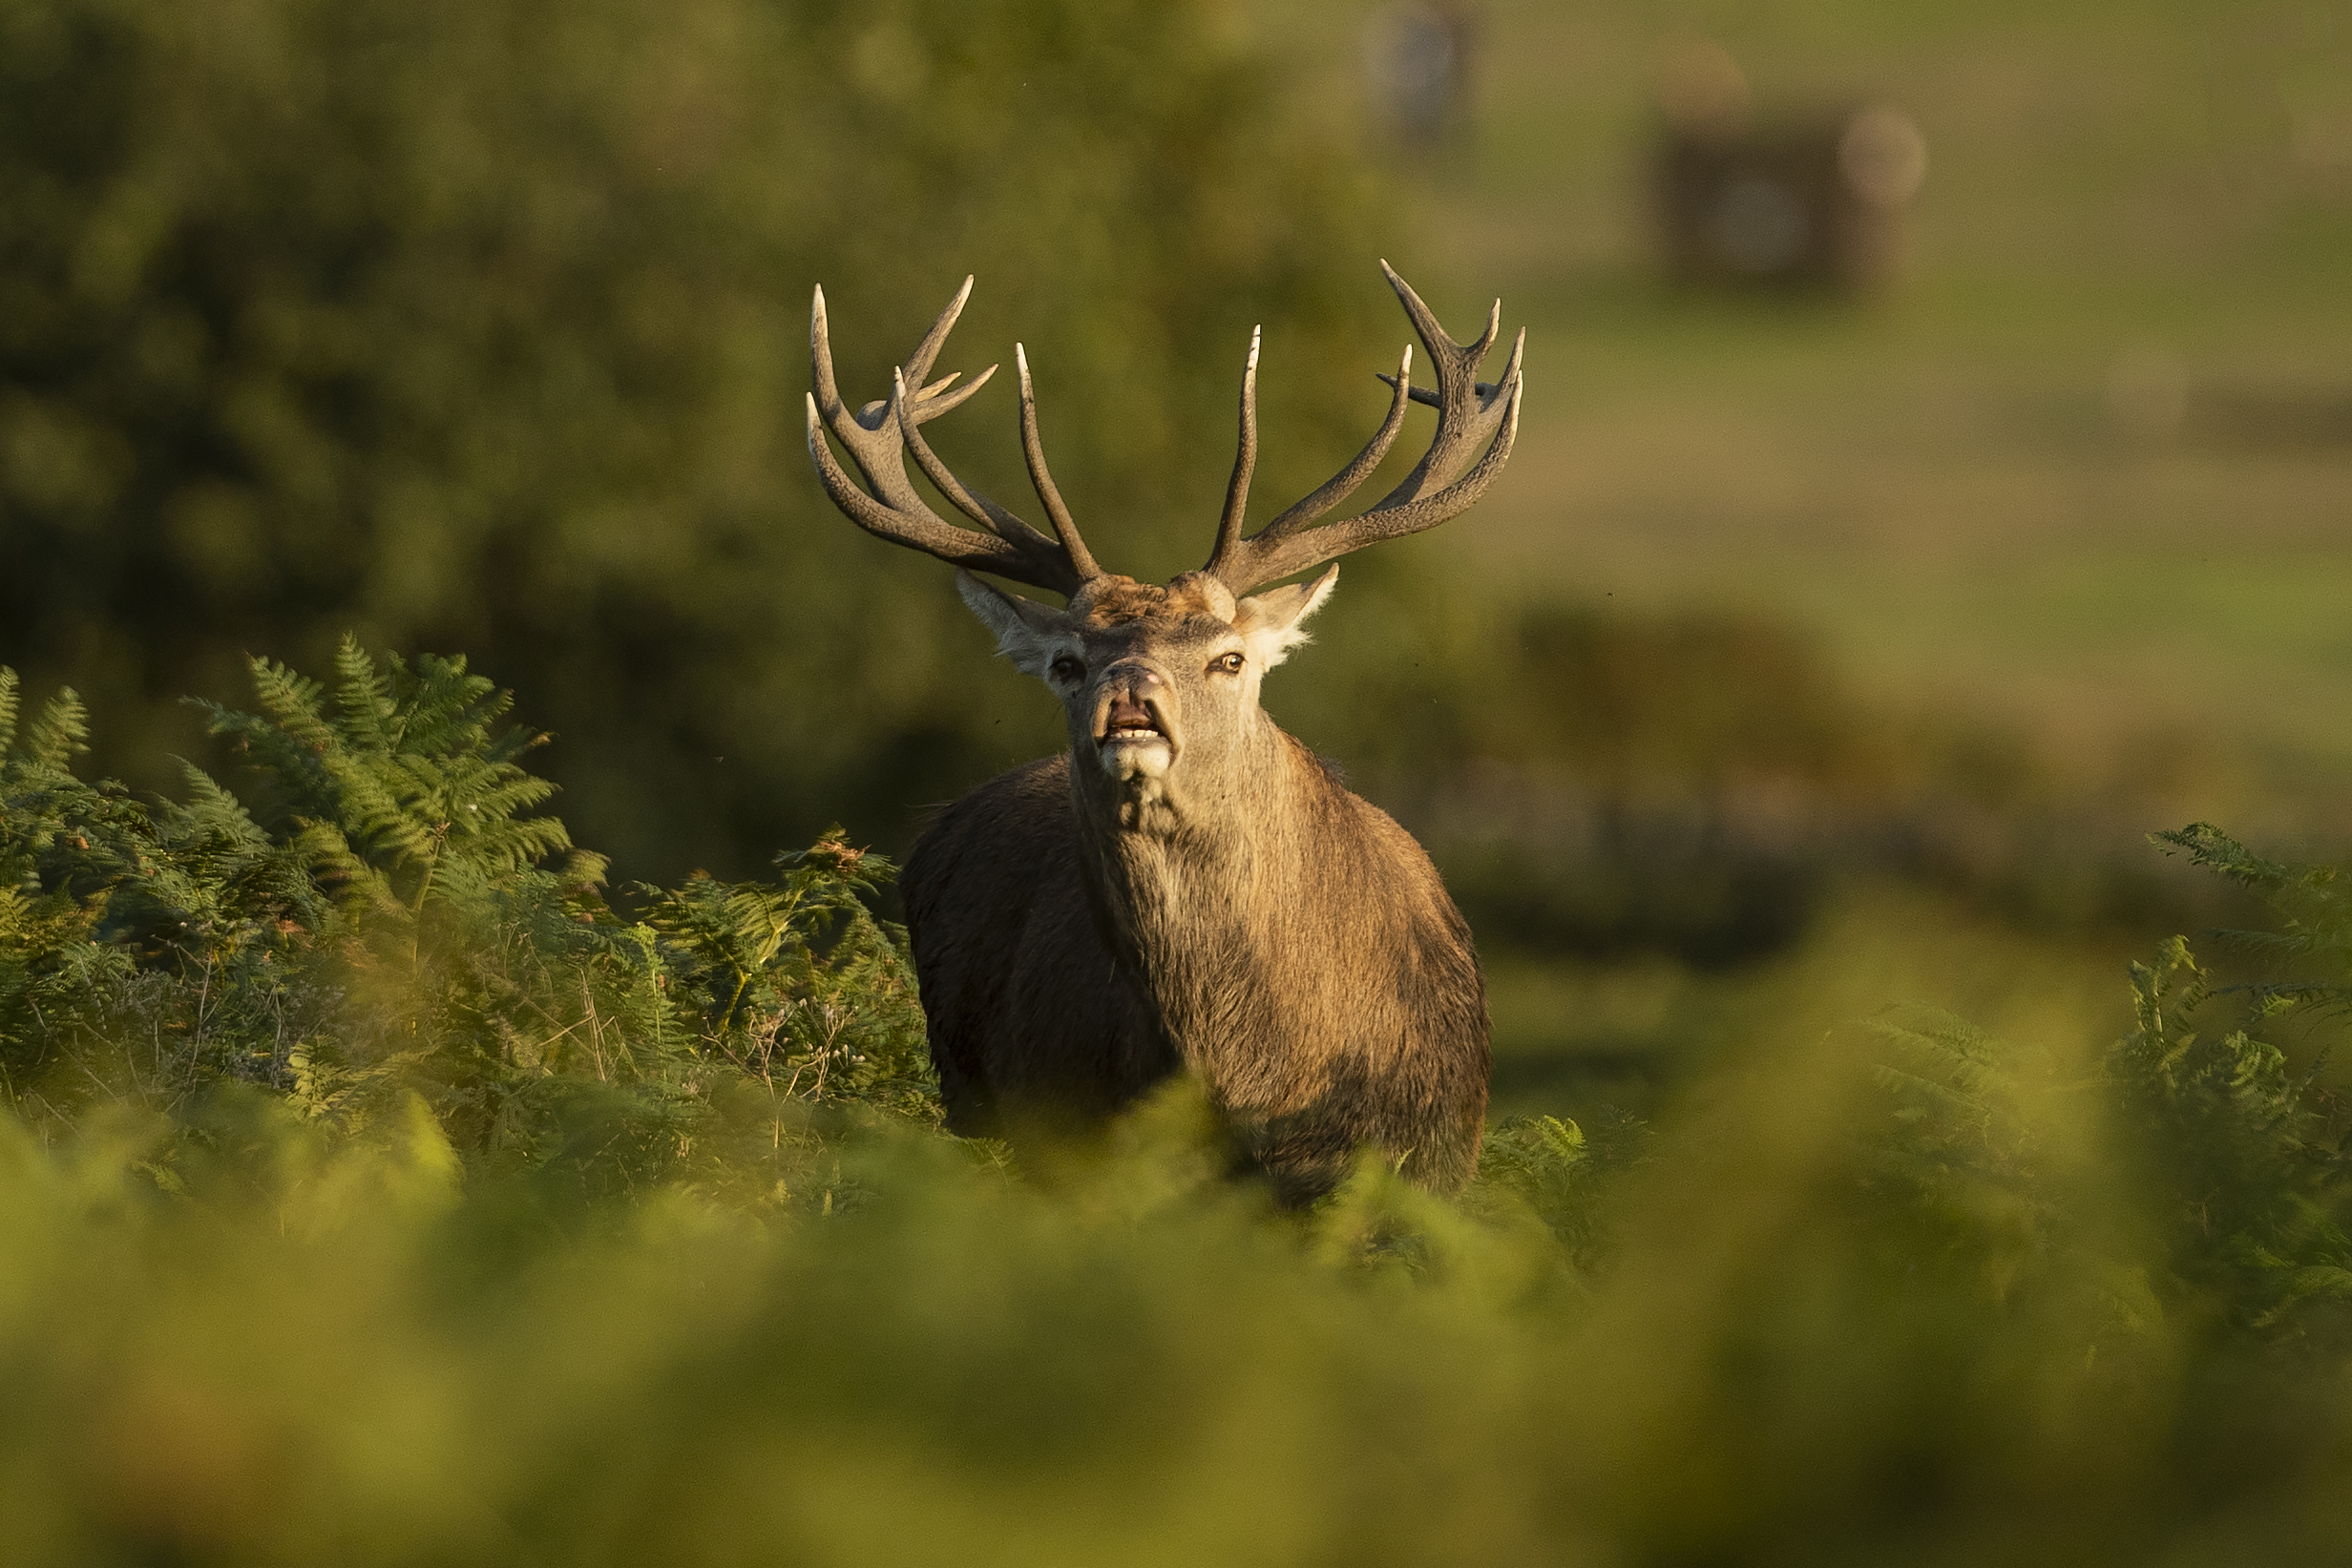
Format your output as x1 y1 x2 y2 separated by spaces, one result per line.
4 0 2349 1104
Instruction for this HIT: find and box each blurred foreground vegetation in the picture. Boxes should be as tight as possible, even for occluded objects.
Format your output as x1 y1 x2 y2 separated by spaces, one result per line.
10 650 2352 1563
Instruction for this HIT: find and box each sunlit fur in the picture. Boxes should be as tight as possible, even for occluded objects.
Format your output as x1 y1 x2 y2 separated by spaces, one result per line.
907 564 1489 1199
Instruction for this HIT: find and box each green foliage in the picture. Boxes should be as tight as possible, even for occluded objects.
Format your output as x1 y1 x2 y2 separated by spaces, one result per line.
635 838 934 1123
1866 1005 2067 1291
197 638 587 918
2100 824 2352 1331
0 0 1398 876
1471 1107 1647 1265
2153 822 2352 1009
0 646 935 1205
1856 821 2352 1344
21 649 2352 1562
1838 826 2352 1344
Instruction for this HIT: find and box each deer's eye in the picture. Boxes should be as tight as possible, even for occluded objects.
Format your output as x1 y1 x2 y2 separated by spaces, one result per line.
1049 655 1085 686
1212 651 1246 676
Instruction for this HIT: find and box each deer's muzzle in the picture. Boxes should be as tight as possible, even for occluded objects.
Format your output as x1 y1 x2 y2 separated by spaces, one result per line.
1094 666 1174 781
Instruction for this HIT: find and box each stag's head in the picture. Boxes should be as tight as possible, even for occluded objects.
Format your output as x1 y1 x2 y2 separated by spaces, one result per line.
949 562 1341 826
805 265 1522 828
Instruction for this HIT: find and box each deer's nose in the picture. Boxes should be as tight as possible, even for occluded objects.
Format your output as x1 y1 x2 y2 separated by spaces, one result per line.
1100 662 1169 739
1102 666 1158 727
1113 664 1165 700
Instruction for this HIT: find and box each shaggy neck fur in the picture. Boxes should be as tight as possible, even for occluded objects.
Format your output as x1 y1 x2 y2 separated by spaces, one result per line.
1069 717 1333 1103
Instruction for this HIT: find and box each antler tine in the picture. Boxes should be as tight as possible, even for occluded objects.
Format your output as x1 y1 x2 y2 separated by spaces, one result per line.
1204 326 1262 577
1201 264 1524 596
810 283 849 427
835 280 998 431
806 281 1098 596
1014 345 1102 582
901 274 976 394
894 366 1061 556
1367 261 1513 511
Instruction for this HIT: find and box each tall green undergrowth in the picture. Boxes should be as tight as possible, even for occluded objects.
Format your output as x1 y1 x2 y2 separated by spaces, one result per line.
9 648 2352 1563
0 641 935 1211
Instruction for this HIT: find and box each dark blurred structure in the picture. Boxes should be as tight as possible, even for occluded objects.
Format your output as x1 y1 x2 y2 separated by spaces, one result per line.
1361 1 1478 151
1650 36 1924 291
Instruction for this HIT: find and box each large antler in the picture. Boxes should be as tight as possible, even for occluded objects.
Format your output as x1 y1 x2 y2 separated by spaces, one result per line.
1201 261 1523 596
806 278 1103 596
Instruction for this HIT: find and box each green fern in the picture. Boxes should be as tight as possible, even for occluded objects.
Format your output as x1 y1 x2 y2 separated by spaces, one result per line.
2153 823 2352 1016
200 637 581 920
2108 929 2352 1328
1862 1005 2071 1304
636 831 934 1122
1 646 938 1178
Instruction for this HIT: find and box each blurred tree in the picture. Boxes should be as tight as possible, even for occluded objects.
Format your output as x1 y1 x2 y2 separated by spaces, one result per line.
0 0 1397 878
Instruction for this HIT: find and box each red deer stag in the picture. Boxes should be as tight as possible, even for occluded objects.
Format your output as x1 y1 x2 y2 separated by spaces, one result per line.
806 265 1522 1196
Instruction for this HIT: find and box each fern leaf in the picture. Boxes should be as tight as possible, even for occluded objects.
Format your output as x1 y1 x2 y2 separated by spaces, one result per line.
332 636 403 755
246 657 336 755
23 689 90 773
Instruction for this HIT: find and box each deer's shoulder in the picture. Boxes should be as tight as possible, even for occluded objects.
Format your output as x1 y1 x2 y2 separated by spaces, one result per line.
904 752 1077 909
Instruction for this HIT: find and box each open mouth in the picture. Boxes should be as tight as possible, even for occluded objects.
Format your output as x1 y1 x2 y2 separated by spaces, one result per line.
1098 695 1167 748
1094 693 1174 784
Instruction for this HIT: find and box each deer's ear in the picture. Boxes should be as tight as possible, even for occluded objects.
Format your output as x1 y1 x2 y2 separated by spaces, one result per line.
956 570 1067 677
1232 563 1339 669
